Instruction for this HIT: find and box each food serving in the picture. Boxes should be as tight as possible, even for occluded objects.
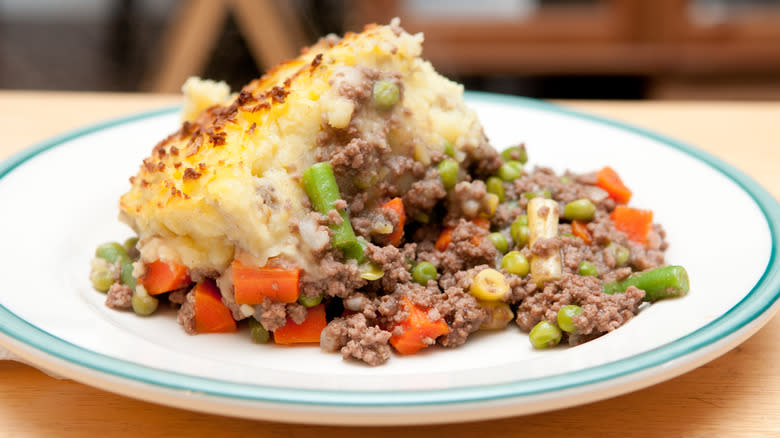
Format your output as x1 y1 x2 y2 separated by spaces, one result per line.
89 20 688 366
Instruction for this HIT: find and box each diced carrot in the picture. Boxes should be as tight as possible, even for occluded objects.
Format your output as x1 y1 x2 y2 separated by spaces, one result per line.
140 260 191 295
472 217 490 231
611 205 653 244
273 304 328 344
381 197 406 246
596 166 632 204
390 298 450 355
571 220 592 245
193 279 236 333
232 259 300 304
435 227 454 251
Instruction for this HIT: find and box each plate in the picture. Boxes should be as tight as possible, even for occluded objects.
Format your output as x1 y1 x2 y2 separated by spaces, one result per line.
0 92 778 425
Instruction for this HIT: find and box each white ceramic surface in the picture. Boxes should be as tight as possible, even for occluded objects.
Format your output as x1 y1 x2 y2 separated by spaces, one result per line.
0 93 778 425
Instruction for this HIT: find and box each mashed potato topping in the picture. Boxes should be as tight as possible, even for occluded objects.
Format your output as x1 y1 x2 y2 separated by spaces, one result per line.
119 20 487 276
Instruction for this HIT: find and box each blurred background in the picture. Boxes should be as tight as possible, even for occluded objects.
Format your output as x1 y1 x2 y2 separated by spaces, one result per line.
1 0 779 99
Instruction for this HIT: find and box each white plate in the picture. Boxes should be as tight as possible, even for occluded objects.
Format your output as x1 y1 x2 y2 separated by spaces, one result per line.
0 93 778 425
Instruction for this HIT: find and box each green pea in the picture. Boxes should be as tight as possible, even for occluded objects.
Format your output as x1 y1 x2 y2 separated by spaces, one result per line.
498 161 523 181
515 215 528 226
563 199 596 222
529 320 562 349
411 261 437 286
560 175 572 184
578 260 598 277
95 242 129 264
123 237 139 253
131 293 158 316
372 80 399 108
607 242 630 267
485 176 506 203
522 189 551 200
443 140 455 157
90 266 115 293
501 251 529 277
298 293 323 307
437 159 459 189
510 217 530 248
248 317 270 344
500 146 528 164
557 305 583 333
487 232 508 254
120 261 136 289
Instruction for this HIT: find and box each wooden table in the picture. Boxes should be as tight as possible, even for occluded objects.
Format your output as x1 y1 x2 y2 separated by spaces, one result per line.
1 91 779 437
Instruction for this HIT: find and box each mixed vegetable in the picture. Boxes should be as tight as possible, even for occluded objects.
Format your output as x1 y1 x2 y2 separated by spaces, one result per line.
91 143 689 356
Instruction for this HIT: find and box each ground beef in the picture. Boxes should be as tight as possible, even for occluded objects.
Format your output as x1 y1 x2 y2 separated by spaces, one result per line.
419 219 496 274
320 313 392 366
436 287 487 347
403 168 447 218
299 252 366 299
254 298 287 331
174 151 673 365
514 273 645 343
177 291 196 335
571 285 645 337
105 283 133 310
447 180 491 220
168 289 187 305
365 244 412 291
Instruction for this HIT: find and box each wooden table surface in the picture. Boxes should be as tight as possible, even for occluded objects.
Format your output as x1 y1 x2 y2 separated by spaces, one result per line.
1 91 779 437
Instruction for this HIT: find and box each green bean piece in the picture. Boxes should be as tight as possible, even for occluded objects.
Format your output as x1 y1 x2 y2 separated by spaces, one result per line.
131 293 159 316
302 162 363 260
372 80 399 109
603 265 690 301
485 176 506 203
298 293 323 307
443 140 455 157
510 218 530 248
607 242 630 267
529 320 562 349
578 260 598 277
95 242 129 264
248 317 271 344
411 261 437 286
120 261 137 289
90 266 115 293
498 161 523 181
353 236 369 265
501 251 529 277
557 305 583 333
522 189 551 200
500 146 528 164
563 199 596 222
437 159 459 189
487 232 509 254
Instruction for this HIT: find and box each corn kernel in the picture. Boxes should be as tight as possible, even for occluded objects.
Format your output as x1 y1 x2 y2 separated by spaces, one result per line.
470 268 509 301
479 301 514 330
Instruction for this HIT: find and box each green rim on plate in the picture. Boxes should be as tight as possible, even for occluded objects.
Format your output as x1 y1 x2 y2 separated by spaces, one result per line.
0 92 778 407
